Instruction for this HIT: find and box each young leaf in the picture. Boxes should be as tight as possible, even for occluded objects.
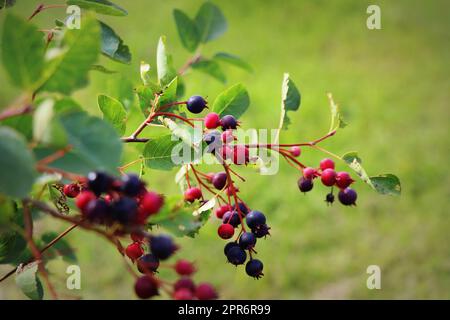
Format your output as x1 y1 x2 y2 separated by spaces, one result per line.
173 9 200 52
15 262 44 300
66 0 127 16
140 61 151 85
0 127 36 198
191 59 226 83
135 85 157 117
99 21 131 64
212 83 250 118
327 93 347 132
158 77 179 109
157 36 177 87
39 15 100 94
1 14 45 89
278 73 301 130
97 94 127 135
214 52 253 72
143 134 187 171
195 2 227 43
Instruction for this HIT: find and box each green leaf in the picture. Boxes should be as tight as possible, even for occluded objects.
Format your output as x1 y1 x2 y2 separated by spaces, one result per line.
135 84 158 117
173 9 200 52
342 151 374 187
0 113 33 141
212 83 250 118
369 174 401 196
195 2 227 43
161 117 202 150
158 77 179 109
41 232 77 263
1 14 45 89
279 73 301 130
0 127 36 197
97 94 127 135
54 97 82 114
91 64 117 74
191 59 226 83
214 52 252 72
15 262 44 300
39 15 100 94
66 0 127 16
156 36 176 87
99 21 131 64
327 93 347 132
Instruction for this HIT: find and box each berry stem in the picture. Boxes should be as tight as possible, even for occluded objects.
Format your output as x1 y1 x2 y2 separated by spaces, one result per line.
28 3 66 21
222 163 247 232
156 101 187 112
36 145 72 166
190 165 227 203
0 104 33 121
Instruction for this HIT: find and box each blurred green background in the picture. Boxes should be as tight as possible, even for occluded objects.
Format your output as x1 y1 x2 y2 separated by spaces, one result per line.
0 0 449 299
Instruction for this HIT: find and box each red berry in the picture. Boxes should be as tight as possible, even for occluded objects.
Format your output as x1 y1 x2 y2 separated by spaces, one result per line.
125 242 144 261
175 259 196 276
173 288 194 300
75 191 96 211
131 232 144 243
335 171 354 189
320 158 335 170
217 145 233 162
141 191 164 215
184 187 202 203
290 146 301 157
204 112 220 129
218 223 234 239
321 168 336 187
215 204 232 219
174 277 196 293
134 276 159 299
232 145 249 165
303 167 316 179
63 183 80 198
221 130 234 143
196 283 218 300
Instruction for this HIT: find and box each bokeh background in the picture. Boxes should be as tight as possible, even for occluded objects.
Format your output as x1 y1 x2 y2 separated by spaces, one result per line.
0 0 449 299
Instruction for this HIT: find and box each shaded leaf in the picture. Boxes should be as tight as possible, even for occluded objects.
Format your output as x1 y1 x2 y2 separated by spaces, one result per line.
327 92 347 132
99 21 131 64
97 94 127 135
41 232 77 263
214 52 252 72
173 9 200 52
66 0 127 16
191 59 226 83
369 174 401 196
195 2 227 43
279 73 301 130
15 262 44 300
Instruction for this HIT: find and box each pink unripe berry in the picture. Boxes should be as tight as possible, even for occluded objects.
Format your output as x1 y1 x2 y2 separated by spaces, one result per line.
321 168 337 186
221 130 234 143
335 171 354 189
218 223 234 239
184 187 202 202
215 204 233 219
290 146 301 157
75 191 96 212
175 259 196 276
303 167 316 179
320 158 335 170
232 145 250 165
125 242 144 261
204 112 220 129
196 283 218 300
173 288 194 300
141 191 164 215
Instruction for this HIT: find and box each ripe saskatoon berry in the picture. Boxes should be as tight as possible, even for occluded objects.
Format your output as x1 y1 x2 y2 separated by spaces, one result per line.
215 204 232 219
321 168 337 187
87 171 112 196
246 211 266 229
303 167 317 179
221 130 234 143
298 177 313 193
125 242 144 261
218 223 235 239
325 192 335 205
175 259 196 276
220 115 238 130
239 232 257 250
290 146 301 157
140 191 164 215
252 224 271 238
222 211 240 228
84 199 109 222
226 246 247 265
196 283 218 300
186 95 207 114
212 172 227 190
150 235 177 260
134 276 159 299
245 259 264 279
320 158 335 170
224 242 240 256
238 202 249 215
174 277 196 293
232 145 250 165
184 187 202 203
173 288 194 300
75 191 96 212
63 184 80 198
204 112 220 129
335 171 354 189
137 254 160 273
121 174 143 197
338 188 357 206
111 197 138 224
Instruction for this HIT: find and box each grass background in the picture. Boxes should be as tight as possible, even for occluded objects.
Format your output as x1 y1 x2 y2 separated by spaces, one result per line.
0 0 449 299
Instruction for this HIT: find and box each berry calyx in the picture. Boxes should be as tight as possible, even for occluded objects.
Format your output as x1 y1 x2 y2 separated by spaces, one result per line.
215 204 232 219
150 234 178 260
87 171 112 196
204 112 220 129
134 276 159 299
232 145 250 165
298 177 313 193
303 167 317 179
75 191 96 211
245 259 264 279
137 254 160 273
195 283 218 300
174 277 196 293
140 191 164 215
239 232 257 250
252 224 271 238
226 246 247 265
212 172 227 190
186 95 207 114
321 168 337 187
173 288 194 300
184 187 202 203
335 171 354 189
320 158 335 170
125 242 144 261
246 211 266 229
222 210 240 228
63 183 80 198
338 188 357 206
175 259 196 276
220 115 238 130
218 223 235 239
290 146 301 157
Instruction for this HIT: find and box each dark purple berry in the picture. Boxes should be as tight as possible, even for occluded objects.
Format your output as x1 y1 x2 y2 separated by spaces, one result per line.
134 276 159 299
338 188 357 206
226 246 247 265
224 242 239 256
121 174 143 197
245 211 266 229
84 199 109 222
252 224 271 238
245 259 264 279
220 115 238 130
111 197 138 224
325 192 335 205
87 171 112 196
137 253 160 273
212 172 227 190
298 177 313 193
150 234 177 260
222 210 240 228
237 202 249 215
239 232 256 250
186 95 207 114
